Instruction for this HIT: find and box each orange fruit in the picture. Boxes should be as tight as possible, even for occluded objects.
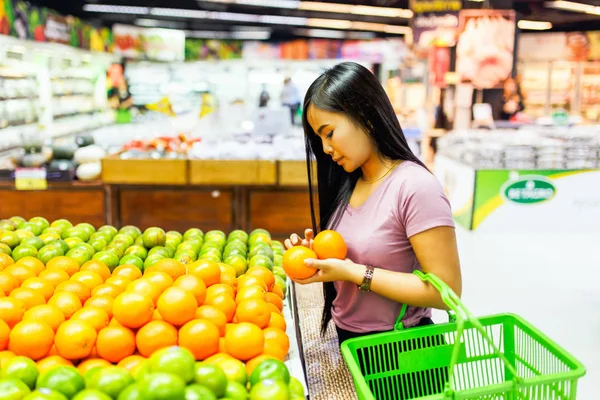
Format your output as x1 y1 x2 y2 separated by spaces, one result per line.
113 292 154 328
70 271 104 290
271 284 284 300
218 263 237 278
38 269 70 289
142 271 173 293
178 319 220 361
245 354 277 376
205 293 236 323
9 320 54 360
47 291 82 319
96 325 136 363
195 305 227 336
225 322 264 361
78 358 111 375
237 275 268 292
152 309 163 321
46 256 80 276
4 264 36 285
104 276 132 292
135 320 178 357
0 253 14 270
0 350 16 368
219 337 226 353
188 260 221 287
81 260 112 281
9 288 45 310
265 292 283 311
246 267 275 291
55 280 91 304
267 312 286 331
263 339 287 361
263 327 290 352
112 265 143 281
21 277 54 301
91 283 122 298
206 283 235 300
71 307 109 331
157 287 197 326
0 320 9 351
282 246 318 280
173 275 207 306
45 344 59 357
109 318 124 328
36 355 72 373
16 257 45 275
23 304 65 332
313 229 347 259
203 352 233 365
55 319 97 360
126 279 161 304
235 285 266 305
145 259 186 280
220 273 237 287
0 272 19 295
0 297 26 328
84 295 115 319
267 303 282 316
117 355 146 371
235 298 271 329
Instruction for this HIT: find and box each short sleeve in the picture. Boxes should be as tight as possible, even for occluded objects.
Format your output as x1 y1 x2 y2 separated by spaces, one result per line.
397 170 455 238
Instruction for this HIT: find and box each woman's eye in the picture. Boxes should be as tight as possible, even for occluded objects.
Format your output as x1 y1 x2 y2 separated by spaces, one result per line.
326 130 334 139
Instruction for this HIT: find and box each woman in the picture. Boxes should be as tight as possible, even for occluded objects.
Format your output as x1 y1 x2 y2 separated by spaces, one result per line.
284 62 462 346
498 78 524 121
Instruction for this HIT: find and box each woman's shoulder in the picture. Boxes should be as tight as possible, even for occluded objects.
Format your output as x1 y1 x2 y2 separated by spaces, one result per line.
390 161 442 192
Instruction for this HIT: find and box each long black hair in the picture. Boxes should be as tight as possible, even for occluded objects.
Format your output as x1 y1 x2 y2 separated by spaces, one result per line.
302 61 427 335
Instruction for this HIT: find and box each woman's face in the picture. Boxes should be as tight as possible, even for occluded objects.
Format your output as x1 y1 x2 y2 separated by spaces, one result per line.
307 104 375 172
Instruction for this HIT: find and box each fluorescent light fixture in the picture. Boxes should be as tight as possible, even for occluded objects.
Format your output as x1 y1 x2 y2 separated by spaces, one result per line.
294 28 345 39
83 4 149 14
307 18 352 29
545 1 600 15
135 18 186 29
197 0 412 18
517 20 553 30
150 8 208 18
186 30 270 39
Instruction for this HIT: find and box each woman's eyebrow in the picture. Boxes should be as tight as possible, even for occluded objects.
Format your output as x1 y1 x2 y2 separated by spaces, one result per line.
317 124 330 134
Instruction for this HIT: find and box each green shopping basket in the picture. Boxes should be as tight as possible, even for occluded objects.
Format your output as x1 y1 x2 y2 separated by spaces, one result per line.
340 271 586 400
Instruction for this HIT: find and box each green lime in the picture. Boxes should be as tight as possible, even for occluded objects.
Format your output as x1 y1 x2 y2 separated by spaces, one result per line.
65 249 91 266
177 242 201 255
98 225 118 237
249 245 273 260
248 255 273 271
20 237 44 250
248 234 271 247
174 252 196 265
63 237 83 249
124 245 148 261
72 389 112 400
37 245 65 265
214 358 247 386
50 240 70 255
148 246 173 259
23 388 68 399
199 248 222 260
11 245 38 261
131 361 150 382
0 231 20 248
14 229 34 242
249 359 290 386
134 236 144 246
183 229 204 241
270 240 284 249
250 229 270 237
224 381 249 400
29 217 49 231
50 219 73 231
86 366 133 398
42 227 63 236
138 373 186 400
143 256 164 271
274 275 287 297
288 377 305 397
72 243 96 257
166 232 183 248
75 223 96 237
92 251 120 271
0 243 11 255
112 234 135 248
227 230 248 243
36 366 85 398
18 222 42 236
0 377 31 399
104 245 125 259
116 384 141 400
1 356 39 389
0 219 17 231
148 347 195 384
225 239 247 252
89 232 113 243
199 255 221 263
88 239 108 253
184 384 217 400
201 241 223 252
62 227 89 242
142 228 166 248
38 233 61 245
249 379 288 400
224 255 247 277
119 226 142 239
193 364 227 397
273 255 283 267
119 255 144 270
10 216 26 224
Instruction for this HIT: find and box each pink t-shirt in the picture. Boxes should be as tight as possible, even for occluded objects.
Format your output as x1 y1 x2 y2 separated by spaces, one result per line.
332 161 454 333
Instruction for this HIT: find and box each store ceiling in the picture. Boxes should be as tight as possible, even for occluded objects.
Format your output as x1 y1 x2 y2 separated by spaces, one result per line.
37 0 600 40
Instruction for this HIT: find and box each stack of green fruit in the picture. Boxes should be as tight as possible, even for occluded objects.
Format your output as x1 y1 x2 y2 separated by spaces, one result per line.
0 347 305 400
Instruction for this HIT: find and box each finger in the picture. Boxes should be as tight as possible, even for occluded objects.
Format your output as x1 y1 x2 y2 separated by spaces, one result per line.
304 258 327 270
293 270 323 285
284 239 293 250
290 234 300 245
305 229 314 241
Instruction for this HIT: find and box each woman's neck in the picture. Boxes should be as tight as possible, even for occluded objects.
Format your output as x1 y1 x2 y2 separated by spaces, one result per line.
360 155 395 183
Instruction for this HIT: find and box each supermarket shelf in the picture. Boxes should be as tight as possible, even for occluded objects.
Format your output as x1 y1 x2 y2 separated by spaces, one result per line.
189 160 277 186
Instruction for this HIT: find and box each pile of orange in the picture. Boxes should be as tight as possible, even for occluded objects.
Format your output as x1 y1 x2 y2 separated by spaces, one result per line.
0 254 289 372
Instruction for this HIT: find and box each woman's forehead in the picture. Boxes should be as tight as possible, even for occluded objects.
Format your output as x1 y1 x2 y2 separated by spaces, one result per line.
307 105 337 127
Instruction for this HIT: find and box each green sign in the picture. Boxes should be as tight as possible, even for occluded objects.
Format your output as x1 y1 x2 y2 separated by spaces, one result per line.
501 176 556 204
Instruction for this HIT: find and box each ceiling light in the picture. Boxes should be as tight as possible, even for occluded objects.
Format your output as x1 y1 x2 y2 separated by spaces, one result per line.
294 28 346 39
186 29 270 39
545 1 600 15
150 8 208 18
307 18 352 29
83 4 149 14
517 20 553 30
135 18 186 29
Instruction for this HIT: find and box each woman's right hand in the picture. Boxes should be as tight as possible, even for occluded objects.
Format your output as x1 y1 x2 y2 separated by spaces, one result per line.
284 229 314 250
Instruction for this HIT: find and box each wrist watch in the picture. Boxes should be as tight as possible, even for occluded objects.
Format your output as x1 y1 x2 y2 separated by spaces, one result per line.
358 265 375 292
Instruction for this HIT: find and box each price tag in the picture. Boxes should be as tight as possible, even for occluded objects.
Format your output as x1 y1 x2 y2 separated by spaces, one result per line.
15 168 47 191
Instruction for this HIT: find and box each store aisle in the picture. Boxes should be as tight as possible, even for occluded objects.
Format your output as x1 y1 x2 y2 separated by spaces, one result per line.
433 226 600 399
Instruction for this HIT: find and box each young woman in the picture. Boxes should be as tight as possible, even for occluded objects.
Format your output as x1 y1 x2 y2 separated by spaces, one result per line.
284 62 462 346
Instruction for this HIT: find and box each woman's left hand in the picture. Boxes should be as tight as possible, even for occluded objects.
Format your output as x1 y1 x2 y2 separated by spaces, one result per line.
291 258 363 285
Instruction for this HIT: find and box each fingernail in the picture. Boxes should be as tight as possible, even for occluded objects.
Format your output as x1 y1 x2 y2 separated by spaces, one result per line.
304 259 313 266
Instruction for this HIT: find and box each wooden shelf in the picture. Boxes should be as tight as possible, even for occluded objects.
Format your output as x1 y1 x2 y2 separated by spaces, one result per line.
102 155 188 186
189 160 276 186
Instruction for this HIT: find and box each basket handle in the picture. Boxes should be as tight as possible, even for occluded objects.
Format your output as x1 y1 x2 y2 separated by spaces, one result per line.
412 270 524 393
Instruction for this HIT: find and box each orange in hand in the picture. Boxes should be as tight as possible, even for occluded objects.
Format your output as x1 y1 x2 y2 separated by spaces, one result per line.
312 230 347 260
282 246 317 280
